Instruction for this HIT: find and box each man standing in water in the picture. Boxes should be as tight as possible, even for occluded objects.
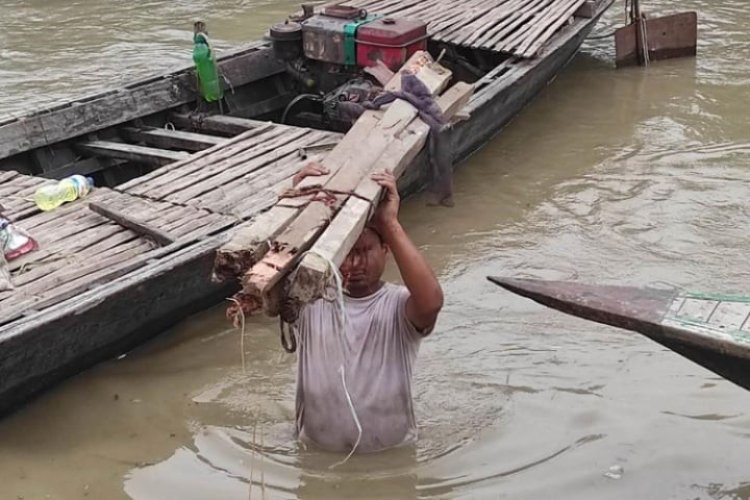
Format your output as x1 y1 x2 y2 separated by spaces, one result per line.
292 162 444 454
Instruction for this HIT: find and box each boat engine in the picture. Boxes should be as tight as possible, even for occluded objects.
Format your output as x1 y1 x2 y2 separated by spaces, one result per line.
268 5 428 129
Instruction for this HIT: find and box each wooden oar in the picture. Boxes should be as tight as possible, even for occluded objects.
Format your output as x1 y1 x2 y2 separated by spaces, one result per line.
488 277 750 393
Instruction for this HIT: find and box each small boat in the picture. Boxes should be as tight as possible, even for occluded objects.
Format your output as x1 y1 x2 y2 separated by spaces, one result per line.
0 0 616 415
487 277 750 392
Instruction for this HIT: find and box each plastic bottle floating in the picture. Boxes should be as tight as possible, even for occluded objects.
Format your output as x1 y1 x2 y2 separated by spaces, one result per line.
33 174 94 212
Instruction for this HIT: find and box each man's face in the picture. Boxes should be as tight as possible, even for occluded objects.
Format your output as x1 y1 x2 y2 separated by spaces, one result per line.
340 228 387 296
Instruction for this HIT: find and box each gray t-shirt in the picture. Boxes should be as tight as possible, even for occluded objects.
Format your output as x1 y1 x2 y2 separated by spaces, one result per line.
295 283 423 453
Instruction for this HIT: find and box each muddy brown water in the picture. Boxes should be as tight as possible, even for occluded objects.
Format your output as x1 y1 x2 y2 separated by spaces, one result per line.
2 1 750 499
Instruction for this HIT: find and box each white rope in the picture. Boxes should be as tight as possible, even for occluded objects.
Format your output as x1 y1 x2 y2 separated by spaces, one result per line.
227 297 247 373
295 251 363 468
331 364 363 468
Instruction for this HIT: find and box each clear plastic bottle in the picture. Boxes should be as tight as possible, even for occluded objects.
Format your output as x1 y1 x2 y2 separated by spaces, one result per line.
33 175 94 211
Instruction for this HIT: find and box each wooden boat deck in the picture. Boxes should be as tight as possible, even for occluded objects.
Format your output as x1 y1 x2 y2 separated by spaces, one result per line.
0 122 340 329
119 121 340 218
327 0 595 57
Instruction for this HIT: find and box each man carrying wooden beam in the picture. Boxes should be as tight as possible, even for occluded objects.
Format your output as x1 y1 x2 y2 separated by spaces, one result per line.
292 162 444 455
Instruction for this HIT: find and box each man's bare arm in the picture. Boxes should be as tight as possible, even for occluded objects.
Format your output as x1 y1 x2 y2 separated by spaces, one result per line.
372 171 443 332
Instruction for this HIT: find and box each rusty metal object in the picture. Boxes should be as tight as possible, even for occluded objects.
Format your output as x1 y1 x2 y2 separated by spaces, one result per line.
615 5 698 68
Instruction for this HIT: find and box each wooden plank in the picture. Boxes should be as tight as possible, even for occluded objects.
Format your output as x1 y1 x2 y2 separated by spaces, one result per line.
152 128 309 203
45 157 127 180
9 226 131 287
333 0 592 57
481 0 552 51
289 81 474 303
0 45 283 161
120 127 225 152
169 129 319 204
437 0 517 43
195 133 337 213
169 113 270 136
241 52 453 314
518 0 586 57
88 201 176 246
117 123 276 193
1 240 154 317
0 242 153 325
455 0 527 47
3 189 234 312
213 206 300 282
76 141 189 166
215 54 447 278
209 110 382 281
212 52 449 289
462 0 538 46
121 125 281 197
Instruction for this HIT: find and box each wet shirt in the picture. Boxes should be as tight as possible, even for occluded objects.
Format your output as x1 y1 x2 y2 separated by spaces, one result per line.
295 283 423 453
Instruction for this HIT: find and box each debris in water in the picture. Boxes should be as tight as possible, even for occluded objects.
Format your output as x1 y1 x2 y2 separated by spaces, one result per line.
604 465 624 479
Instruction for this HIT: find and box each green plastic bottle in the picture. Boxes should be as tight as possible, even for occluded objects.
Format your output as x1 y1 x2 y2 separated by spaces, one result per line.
193 31 224 102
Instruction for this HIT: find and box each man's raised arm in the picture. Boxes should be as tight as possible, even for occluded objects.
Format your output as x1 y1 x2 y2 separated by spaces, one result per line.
371 171 444 333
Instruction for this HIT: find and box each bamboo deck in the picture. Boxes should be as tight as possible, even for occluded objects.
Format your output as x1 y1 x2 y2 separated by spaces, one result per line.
327 0 590 57
0 122 341 329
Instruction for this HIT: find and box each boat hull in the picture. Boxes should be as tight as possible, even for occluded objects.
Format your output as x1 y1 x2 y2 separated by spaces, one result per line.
488 277 750 392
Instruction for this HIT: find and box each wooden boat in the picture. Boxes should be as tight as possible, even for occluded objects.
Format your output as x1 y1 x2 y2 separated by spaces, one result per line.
488 277 750 392
0 0 614 415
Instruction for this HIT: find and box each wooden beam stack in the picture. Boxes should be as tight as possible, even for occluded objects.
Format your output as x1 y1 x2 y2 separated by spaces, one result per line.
213 51 474 321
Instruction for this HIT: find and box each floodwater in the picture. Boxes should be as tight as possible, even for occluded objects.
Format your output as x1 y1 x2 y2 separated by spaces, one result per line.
2 0 750 499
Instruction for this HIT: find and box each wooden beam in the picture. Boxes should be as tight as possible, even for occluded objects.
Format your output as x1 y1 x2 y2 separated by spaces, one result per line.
213 52 451 296
212 206 298 283
435 82 474 121
76 141 189 166
170 113 270 136
45 157 126 179
241 52 453 315
88 201 176 246
289 80 474 303
0 44 283 161
120 127 225 151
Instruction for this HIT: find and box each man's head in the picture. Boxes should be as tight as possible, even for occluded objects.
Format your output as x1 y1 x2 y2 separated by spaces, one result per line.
340 226 388 297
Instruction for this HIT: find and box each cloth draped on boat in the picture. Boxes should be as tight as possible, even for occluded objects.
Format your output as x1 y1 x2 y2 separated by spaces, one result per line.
335 71 455 206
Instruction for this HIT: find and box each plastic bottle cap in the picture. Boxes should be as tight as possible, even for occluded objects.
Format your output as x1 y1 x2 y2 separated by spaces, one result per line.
86 176 95 187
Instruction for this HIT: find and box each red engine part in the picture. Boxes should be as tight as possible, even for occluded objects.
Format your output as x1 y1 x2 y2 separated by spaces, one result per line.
356 17 428 72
